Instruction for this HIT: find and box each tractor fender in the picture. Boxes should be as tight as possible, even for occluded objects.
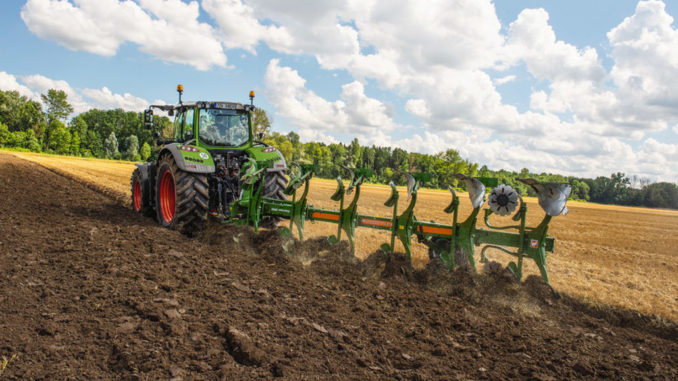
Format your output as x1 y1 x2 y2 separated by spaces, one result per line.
159 144 215 174
248 145 287 172
267 148 287 173
134 162 155 182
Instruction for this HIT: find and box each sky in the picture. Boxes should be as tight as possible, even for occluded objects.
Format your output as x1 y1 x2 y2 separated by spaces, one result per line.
1 0 677 183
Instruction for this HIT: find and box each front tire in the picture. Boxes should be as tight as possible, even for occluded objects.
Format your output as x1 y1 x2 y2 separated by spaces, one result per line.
155 155 209 234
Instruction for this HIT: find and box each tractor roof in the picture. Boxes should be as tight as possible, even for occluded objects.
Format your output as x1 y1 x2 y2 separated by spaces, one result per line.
149 101 248 112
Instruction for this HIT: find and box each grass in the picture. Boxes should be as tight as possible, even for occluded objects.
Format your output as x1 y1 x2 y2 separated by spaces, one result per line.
0 354 17 376
6 149 678 322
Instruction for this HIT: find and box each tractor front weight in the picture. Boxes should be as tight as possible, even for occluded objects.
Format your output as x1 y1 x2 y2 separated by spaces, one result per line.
225 159 571 285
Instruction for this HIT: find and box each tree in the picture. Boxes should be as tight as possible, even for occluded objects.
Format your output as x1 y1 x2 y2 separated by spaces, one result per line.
124 135 139 160
286 131 302 161
85 130 104 157
24 129 41 152
140 142 151 161
7 131 26 148
252 108 271 137
0 90 42 132
104 131 119 158
46 120 71 154
391 148 409 172
41 89 73 123
348 138 362 166
571 179 590 201
0 122 9 146
643 182 678 209
70 131 81 155
70 116 88 139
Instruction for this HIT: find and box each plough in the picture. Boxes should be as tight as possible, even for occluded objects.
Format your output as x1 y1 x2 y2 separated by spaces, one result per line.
231 161 571 285
134 87 570 284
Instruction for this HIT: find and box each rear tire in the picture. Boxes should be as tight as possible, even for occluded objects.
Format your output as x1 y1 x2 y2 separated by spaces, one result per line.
155 154 209 234
130 168 153 216
259 170 288 228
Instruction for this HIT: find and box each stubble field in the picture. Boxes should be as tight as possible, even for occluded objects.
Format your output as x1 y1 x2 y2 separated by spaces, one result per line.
9 150 678 322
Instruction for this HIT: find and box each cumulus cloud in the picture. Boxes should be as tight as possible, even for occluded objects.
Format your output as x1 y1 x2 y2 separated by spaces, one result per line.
264 59 400 136
0 71 38 99
81 87 149 111
505 8 606 83
21 0 226 70
0 71 150 114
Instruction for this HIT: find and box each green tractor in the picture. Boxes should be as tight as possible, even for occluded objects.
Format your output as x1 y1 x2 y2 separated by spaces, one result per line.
130 85 288 232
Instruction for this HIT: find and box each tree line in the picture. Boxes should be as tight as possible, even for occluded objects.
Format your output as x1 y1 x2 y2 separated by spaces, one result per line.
1 89 676 210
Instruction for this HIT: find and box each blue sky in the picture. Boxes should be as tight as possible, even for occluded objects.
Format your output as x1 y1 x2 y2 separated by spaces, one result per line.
1 0 677 182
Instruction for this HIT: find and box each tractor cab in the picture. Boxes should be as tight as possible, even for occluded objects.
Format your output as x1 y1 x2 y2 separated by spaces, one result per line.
144 85 256 151
165 101 254 150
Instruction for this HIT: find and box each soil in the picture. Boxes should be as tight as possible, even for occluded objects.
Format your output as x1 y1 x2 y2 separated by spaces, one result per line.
0 152 676 380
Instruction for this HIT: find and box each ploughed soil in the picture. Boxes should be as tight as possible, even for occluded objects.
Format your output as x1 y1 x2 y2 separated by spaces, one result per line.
0 152 676 380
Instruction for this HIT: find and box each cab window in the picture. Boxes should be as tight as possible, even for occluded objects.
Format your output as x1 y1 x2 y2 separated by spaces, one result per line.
173 112 184 140
199 109 249 147
182 109 194 141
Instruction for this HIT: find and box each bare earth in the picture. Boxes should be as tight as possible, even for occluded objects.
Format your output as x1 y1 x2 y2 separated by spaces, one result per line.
1 152 677 379
9 150 678 321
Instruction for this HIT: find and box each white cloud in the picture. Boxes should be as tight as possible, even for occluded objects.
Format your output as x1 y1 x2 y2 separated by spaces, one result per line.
264 59 400 136
81 87 148 111
202 0 293 53
21 0 226 70
505 8 606 83
0 72 38 99
608 0 678 119
1 71 150 114
493 75 516 85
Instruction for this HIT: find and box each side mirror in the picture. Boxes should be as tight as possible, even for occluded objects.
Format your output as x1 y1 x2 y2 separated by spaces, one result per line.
168 109 174 117
143 109 153 129
257 132 264 140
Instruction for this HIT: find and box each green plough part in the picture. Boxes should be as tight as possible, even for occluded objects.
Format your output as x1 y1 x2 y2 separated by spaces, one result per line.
324 167 372 254
225 160 569 285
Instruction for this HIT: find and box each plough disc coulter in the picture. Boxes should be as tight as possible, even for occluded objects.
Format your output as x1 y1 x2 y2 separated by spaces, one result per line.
228 162 571 285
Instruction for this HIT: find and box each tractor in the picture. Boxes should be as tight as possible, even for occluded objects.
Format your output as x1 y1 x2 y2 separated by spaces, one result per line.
130 85 288 232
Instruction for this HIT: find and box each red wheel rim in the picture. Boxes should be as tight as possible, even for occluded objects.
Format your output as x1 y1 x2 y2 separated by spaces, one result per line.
159 170 175 223
133 180 142 211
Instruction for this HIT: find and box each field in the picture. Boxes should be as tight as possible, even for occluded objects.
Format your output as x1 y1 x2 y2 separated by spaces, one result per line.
1 150 676 379
10 150 678 322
